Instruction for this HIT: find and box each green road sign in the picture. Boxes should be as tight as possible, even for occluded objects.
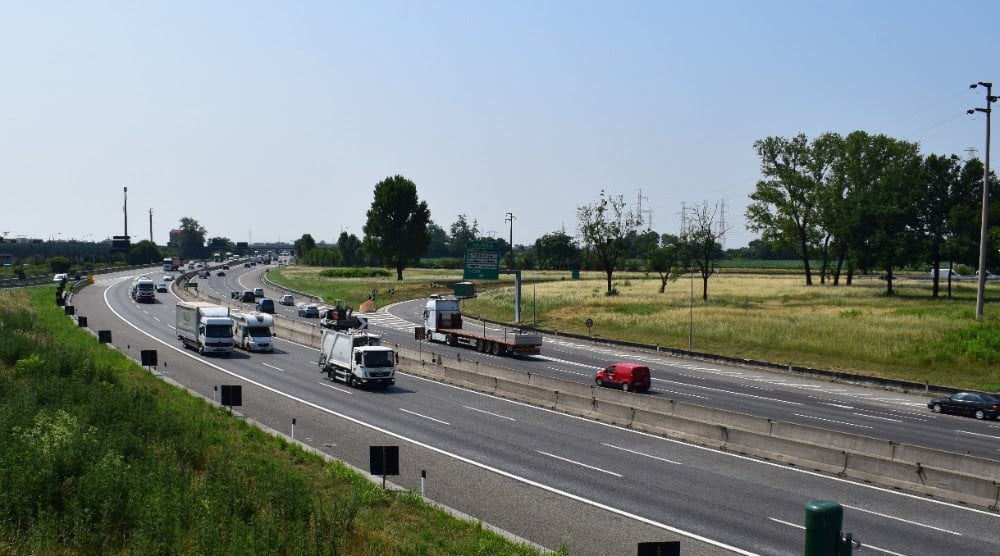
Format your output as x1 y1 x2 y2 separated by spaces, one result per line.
463 240 501 280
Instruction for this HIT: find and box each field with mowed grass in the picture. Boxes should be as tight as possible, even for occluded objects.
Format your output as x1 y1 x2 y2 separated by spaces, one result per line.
269 266 1000 392
0 286 545 555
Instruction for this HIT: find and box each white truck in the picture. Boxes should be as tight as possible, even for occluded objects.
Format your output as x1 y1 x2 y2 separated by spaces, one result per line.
232 312 274 352
317 329 396 388
422 295 542 356
131 276 156 303
176 301 234 355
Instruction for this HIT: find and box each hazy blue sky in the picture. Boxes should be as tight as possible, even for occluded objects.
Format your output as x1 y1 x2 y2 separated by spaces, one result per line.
2 1 997 250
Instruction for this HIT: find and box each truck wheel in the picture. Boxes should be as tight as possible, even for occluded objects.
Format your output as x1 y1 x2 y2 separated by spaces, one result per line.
198 345 205 355
447 334 457 347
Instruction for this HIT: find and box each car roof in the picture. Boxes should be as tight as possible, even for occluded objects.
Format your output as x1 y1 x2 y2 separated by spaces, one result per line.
608 362 649 370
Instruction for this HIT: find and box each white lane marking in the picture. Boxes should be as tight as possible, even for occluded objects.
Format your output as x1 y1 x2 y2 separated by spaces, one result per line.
400 408 450 425
768 518 802 529
793 414 874 429
956 429 1000 441
851 412 903 423
822 402 855 409
769 518 903 555
842 503 962 536
537 451 622 477
464 406 516 421
603 443 682 465
660 379 804 406
317 382 353 394
261 362 286 373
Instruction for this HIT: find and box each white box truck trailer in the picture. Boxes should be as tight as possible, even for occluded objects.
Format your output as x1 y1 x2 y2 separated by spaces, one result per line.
176 301 234 355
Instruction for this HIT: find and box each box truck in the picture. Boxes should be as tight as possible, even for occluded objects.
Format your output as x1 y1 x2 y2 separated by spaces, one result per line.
176 301 234 355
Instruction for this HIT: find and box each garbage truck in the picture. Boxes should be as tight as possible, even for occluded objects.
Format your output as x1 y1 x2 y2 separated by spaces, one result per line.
232 311 274 352
317 329 396 388
176 301 234 355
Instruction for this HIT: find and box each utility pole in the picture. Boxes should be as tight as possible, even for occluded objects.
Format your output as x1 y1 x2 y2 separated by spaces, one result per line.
968 82 996 321
123 186 128 236
149 208 154 243
505 212 515 269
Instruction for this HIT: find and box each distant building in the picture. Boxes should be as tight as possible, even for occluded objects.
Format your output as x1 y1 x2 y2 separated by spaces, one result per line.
0 253 13 266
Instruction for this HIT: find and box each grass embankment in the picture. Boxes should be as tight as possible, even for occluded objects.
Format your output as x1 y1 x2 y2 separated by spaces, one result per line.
0 287 542 555
269 267 1000 392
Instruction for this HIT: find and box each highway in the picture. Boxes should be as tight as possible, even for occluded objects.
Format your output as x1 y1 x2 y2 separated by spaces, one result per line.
69 264 1000 555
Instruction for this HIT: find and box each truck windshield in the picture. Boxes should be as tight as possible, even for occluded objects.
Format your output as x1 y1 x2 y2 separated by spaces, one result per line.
138 283 153 291
205 324 232 338
363 351 394 368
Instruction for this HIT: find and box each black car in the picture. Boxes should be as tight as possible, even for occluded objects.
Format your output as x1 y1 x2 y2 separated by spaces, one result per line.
928 392 1000 420
240 290 256 302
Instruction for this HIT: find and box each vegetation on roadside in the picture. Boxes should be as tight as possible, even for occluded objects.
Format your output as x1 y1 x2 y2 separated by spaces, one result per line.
268 266 1000 392
0 286 543 555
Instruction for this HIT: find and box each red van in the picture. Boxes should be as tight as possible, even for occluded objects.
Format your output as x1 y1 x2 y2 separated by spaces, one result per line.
595 363 651 393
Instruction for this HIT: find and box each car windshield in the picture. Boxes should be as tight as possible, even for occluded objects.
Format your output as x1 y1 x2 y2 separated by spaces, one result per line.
247 327 271 338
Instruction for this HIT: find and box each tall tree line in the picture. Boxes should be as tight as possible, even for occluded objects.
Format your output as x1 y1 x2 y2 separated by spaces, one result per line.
747 131 998 296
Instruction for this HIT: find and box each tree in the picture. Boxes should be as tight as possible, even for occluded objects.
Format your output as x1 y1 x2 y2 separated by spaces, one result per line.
577 190 641 294
534 231 581 270
363 175 431 280
448 214 479 258
747 133 839 285
127 240 162 265
336 232 364 267
832 132 922 295
916 154 963 298
423 221 450 258
680 203 726 301
176 217 207 260
294 234 316 258
647 234 681 293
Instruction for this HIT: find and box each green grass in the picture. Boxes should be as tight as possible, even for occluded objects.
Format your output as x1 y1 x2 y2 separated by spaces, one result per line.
271 266 1000 392
0 286 546 555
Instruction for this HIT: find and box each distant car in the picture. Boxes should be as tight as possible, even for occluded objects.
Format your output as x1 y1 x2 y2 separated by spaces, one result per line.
198 269 209 278
297 303 319 318
279 294 294 306
595 363 651 393
163 274 173 281
256 298 275 314
250 261 257 266
222 264 230 270
53 273 68 282
156 282 168 293
976 270 997 279
216 270 226 276
931 268 960 279
928 392 1000 420
253 287 265 298
244 262 250 268
240 290 256 302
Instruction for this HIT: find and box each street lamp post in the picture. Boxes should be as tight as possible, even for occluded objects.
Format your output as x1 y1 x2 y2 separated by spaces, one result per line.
968 82 996 321
505 212 515 269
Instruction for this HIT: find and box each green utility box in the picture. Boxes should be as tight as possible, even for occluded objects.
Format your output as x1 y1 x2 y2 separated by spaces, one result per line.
454 281 476 299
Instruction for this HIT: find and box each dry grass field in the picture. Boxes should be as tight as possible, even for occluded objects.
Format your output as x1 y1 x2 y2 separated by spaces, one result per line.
269 266 1000 392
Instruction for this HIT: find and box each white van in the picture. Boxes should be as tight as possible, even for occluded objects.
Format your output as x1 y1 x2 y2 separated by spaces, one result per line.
931 268 960 279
